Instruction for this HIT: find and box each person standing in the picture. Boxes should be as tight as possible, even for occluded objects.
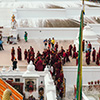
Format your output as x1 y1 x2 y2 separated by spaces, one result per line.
17 46 22 60
85 41 88 52
92 48 96 62
43 39 47 49
69 44 73 56
11 47 15 61
0 39 4 50
72 44 76 58
82 40 85 51
88 41 92 50
24 49 27 60
51 37 55 49
96 52 99 65
13 59 17 70
48 38 51 49
24 31 28 42
55 42 58 52
86 50 90 65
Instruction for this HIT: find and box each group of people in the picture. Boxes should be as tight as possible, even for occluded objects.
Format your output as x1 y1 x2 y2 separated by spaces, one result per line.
43 37 56 49
82 40 100 65
11 42 67 99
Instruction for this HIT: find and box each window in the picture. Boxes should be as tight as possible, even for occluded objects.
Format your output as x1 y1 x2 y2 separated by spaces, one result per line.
15 78 20 82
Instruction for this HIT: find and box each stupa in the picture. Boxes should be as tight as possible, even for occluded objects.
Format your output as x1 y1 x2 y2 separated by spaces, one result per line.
74 25 100 51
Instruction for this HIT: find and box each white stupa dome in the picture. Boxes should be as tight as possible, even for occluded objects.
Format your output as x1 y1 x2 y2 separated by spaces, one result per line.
27 61 35 71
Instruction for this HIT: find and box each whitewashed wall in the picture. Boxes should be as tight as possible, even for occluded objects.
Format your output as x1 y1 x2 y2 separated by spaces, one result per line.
15 8 100 19
17 28 79 40
90 24 100 36
1 0 80 1
0 8 12 26
63 66 100 88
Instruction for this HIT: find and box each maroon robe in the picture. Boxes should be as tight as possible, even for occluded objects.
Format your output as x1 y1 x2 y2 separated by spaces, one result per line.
92 49 96 62
73 46 76 58
30 51 35 63
86 52 90 65
88 43 92 49
35 59 44 71
62 52 66 65
55 43 58 52
60 72 64 83
82 40 85 51
75 52 78 58
27 50 31 60
61 49 65 57
24 50 27 60
27 57 30 63
17 48 22 60
58 60 61 70
65 51 70 62
96 53 99 65
69 45 73 56
99 48 100 58
11 48 15 61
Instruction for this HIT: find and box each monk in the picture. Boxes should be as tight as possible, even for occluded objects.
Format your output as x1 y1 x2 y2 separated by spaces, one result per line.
55 42 58 52
99 47 100 58
61 46 65 57
27 50 31 60
96 52 99 65
92 48 96 62
17 46 22 60
57 59 61 70
35 57 44 71
30 50 35 64
69 44 73 56
24 49 27 60
82 40 85 51
88 41 92 50
73 44 76 58
30 46 34 51
65 49 70 62
11 47 15 61
36 51 41 58
62 51 66 65
86 50 90 65
47 47 50 55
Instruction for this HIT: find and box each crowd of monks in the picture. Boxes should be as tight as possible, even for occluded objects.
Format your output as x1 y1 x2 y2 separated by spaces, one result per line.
10 39 100 98
11 39 80 99
11 39 100 68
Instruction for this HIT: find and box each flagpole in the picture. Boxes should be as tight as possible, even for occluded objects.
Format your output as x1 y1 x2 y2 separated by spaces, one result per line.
79 0 84 99
76 0 84 99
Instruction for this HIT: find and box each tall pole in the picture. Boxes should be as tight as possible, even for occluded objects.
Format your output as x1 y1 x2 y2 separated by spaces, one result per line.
76 0 84 99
